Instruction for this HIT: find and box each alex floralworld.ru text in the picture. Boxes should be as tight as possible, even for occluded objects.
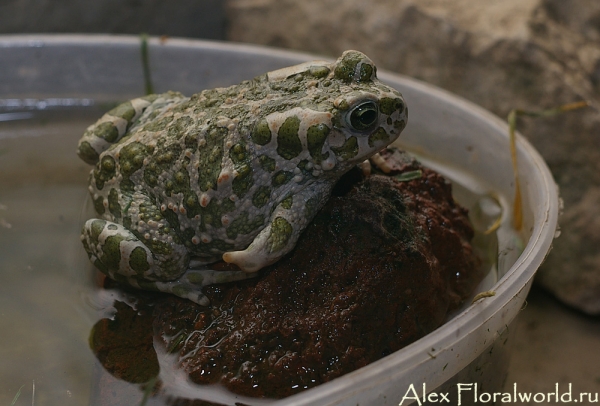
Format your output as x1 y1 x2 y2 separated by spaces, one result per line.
398 383 599 405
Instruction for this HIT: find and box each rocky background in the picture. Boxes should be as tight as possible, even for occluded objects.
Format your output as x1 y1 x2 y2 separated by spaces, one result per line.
0 0 225 39
2 0 599 314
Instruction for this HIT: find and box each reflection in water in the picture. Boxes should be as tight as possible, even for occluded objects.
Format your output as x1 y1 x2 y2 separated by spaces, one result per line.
89 283 274 406
90 294 159 385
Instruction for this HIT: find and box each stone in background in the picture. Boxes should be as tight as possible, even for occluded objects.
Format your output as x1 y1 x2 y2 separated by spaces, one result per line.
0 0 226 39
226 0 600 314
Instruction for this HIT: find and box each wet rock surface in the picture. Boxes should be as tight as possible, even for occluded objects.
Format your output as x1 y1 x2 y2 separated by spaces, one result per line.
91 150 481 400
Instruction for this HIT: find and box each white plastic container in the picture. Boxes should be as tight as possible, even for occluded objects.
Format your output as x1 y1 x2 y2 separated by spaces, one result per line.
0 35 558 406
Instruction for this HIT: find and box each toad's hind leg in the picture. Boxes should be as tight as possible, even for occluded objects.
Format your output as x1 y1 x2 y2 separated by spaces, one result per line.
76 92 185 165
81 217 189 280
145 269 258 306
81 219 254 305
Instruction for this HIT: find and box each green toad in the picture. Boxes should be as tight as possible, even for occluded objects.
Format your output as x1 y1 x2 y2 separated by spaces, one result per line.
77 50 407 305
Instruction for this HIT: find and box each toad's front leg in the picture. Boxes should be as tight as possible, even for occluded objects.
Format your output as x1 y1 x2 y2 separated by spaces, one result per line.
223 181 333 272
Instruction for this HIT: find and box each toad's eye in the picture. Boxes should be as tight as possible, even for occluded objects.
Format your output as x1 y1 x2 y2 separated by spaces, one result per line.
347 101 379 132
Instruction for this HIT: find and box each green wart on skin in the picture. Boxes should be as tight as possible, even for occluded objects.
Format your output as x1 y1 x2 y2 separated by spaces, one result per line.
268 217 293 253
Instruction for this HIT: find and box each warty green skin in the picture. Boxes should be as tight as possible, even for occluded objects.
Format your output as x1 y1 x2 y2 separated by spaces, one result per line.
77 50 408 305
